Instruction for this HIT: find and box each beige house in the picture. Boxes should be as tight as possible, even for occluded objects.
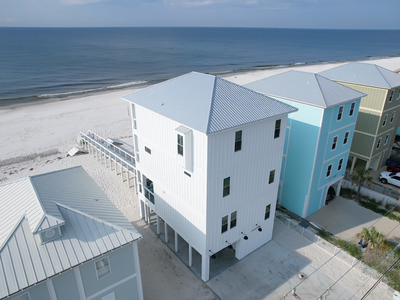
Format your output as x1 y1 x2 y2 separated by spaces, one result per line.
320 63 400 172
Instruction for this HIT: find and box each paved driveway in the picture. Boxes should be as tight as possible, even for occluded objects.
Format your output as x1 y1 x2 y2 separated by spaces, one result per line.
307 196 400 243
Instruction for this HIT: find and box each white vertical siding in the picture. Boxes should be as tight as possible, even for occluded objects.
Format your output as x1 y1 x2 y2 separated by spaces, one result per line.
206 116 287 258
135 105 208 253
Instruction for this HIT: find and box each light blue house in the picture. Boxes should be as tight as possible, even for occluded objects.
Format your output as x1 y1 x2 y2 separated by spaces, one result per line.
245 71 366 217
0 167 143 300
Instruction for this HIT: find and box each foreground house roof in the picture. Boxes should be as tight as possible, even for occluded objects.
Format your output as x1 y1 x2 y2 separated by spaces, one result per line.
319 62 400 89
0 166 141 298
245 70 366 108
122 72 297 134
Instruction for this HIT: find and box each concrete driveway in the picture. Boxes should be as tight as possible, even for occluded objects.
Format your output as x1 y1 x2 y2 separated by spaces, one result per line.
307 196 400 243
207 221 392 300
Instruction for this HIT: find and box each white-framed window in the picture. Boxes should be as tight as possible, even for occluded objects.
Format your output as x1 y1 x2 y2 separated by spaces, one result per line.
265 204 271 220
95 257 111 279
385 134 390 145
145 146 151 154
376 138 382 149
382 114 388 127
230 211 237 229
389 90 394 102
274 119 281 139
269 170 275 184
391 112 396 123
331 136 338 150
397 89 400 100
338 158 344 171
349 102 356 117
337 106 344 121
101 291 116 300
326 164 332 177
343 131 350 145
221 215 228 233
13 293 30 300
223 177 230 197
177 134 183 156
235 130 242 152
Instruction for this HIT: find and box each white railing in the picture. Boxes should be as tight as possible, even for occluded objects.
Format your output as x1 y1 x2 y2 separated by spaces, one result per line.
78 131 137 189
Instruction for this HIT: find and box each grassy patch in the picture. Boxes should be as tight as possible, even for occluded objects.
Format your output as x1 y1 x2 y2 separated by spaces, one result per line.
340 188 356 199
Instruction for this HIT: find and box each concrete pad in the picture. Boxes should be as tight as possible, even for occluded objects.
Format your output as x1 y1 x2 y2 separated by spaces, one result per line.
308 196 400 243
207 222 393 300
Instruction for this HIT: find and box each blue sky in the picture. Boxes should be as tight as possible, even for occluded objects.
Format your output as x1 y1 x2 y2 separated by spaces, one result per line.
1 0 400 29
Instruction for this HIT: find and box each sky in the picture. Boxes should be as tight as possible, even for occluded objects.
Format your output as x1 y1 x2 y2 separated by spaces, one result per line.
1 0 400 29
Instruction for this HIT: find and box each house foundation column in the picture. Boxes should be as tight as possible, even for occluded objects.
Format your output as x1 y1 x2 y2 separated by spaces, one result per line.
164 222 169 243
174 231 178 252
189 245 193 267
156 215 160 235
337 179 342 196
350 157 357 174
201 254 210 282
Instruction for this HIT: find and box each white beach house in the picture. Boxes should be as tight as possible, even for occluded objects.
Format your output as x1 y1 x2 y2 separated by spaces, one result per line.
0 166 143 300
122 72 297 281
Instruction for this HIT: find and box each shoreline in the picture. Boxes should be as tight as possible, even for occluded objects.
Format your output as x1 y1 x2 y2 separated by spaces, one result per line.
2 54 400 110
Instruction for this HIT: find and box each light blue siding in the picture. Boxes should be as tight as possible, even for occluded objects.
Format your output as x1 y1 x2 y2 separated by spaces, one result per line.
91 278 139 300
276 99 323 216
80 244 136 298
276 96 361 217
52 270 81 300
9 283 51 300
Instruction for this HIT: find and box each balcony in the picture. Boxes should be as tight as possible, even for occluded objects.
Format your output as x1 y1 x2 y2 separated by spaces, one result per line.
144 178 155 204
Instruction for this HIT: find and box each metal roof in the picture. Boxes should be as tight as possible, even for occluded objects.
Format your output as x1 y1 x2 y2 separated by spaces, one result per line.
319 62 400 89
0 167 141 298
122 72 297 134
245 70 366 108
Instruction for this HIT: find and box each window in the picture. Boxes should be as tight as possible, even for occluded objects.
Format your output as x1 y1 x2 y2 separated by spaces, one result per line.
230 211 237 229
177 134 183 156
95 257 110 279
14 293 30 300
101 292 116 300
235 130 242 152
269 170 275 184
397 90 400 100
184 171 191 177
331 136 338 150
223 177 230 197
391 112 396 123
221 215 228 233
326 164 332 177
274 119 281 139
385 134 390 145
264 204 271 220
349 102 356 117
338 158 344 171
382 114 388 127
343 131 349 145
376 138 382 149
337 106 344 121
145 146 151 154
389 90 394 102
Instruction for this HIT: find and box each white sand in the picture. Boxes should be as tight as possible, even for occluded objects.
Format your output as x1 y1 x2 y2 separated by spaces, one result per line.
1 56 400 299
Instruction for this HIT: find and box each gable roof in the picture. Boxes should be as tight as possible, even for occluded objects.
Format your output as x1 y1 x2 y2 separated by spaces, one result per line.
0 167 141 298
319 62 400 89
244 70 366 108
122 72 297 134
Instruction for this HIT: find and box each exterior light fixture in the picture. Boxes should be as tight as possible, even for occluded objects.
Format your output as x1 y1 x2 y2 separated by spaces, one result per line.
241 232 248 240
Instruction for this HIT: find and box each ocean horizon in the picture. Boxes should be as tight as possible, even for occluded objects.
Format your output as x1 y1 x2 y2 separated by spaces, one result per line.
1 27 400 106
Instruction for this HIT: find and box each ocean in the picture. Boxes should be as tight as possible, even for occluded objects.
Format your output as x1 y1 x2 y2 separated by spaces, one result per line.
1 27 400 106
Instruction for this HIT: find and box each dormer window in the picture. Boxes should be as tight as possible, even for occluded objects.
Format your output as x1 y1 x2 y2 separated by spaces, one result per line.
40 226 63 243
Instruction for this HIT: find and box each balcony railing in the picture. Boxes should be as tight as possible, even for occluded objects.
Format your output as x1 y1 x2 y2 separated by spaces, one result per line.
144 187 155 204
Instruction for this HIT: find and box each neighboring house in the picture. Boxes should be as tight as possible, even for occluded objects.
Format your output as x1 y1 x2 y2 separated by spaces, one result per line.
122 72 297 281
0 166 143 300
245 70 365 217
320 63 400 172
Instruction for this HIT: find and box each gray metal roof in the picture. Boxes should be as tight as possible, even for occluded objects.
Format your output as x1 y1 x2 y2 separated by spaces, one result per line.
0 167 141 298
244 70 366 108
123 72 297 134
319 62 400 89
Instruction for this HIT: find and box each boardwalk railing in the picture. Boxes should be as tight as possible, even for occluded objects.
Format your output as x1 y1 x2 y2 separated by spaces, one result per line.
78 131 137 190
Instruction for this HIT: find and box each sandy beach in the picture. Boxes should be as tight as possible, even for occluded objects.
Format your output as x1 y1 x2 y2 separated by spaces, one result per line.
1 56 400 299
